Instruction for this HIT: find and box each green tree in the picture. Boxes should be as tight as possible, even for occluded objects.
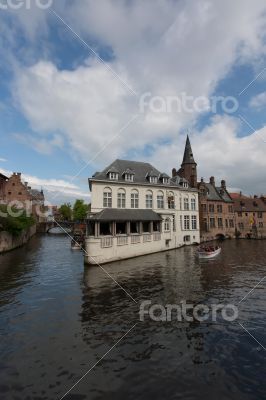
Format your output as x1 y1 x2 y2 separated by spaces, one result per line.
72 199 89 221
0 205 35 236
58 203 72 221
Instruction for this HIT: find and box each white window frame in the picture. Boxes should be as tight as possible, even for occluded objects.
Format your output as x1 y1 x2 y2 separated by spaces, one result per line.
103 189 112 208
164 218 170 232
117 190 126 208
191 198 196 211
184 215 190 230
146 192 153 209
157 193 164 209
125 174 134 182
191 215 197 230
184 197 189 210
131 191 139 208
109 172 118 180
150 176 158 184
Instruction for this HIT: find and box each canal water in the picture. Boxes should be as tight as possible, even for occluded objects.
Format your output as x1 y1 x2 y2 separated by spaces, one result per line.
0 235 265 400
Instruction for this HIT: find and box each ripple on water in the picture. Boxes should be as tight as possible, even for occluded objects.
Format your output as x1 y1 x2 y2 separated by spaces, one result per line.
0 236 266 400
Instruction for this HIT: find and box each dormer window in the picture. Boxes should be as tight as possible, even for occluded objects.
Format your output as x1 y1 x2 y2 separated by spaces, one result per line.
183 182 188 188
163 177 169 184
150 176 158 184
122 168 135 182
109 172 118 180
125 173 134 182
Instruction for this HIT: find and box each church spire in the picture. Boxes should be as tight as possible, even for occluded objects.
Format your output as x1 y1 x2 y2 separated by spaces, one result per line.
182 135 196 164
176 134 197 188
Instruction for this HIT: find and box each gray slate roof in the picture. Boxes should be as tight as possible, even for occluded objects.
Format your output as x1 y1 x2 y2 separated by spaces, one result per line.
182 135 196 165
88 208 162 221
91 159 189 188
204 183 233 203
28 189 44 200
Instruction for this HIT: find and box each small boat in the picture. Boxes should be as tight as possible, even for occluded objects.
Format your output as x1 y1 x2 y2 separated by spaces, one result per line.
197 246 221 259
71 240 82 250
71 230 84 251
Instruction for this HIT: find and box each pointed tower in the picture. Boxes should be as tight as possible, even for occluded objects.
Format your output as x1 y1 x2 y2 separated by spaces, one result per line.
177 135 197 188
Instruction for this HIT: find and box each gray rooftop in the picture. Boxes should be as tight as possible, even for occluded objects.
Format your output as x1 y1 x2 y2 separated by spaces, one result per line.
88 208 162 222
91 159 191 189
204 183 233 203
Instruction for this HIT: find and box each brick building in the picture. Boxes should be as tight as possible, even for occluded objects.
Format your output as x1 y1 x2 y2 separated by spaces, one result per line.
231 193 266 239
0 173 8 199
173 136 235 242
0 172 45 221
197 177 235 241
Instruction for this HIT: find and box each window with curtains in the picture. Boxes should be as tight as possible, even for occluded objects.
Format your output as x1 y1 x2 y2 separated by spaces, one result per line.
164 218 170 231
184 197 189 210
191 198 196 210
117 190 126 208
157 191 164 209
131 190 139 208
103 188 112 208
146 191 153 208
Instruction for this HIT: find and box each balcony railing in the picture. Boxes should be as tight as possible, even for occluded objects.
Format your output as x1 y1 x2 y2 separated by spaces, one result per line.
131 235 141 244
101 237 113 248
117 236 128 246
143 233 152 242
153 232 161 241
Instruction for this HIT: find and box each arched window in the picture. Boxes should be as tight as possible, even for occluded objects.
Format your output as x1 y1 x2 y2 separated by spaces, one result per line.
103 187 112 208
131 189 139 208
167 191 175 209
184 196 189 210
146 190 153 209
164 218 170 231
157 191 164 209
191 197 196 211
117 188 126 208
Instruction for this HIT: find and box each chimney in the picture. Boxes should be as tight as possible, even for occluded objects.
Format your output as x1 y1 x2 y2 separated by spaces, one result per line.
221 180 226 189
201 177 204 183
254 195 258 199
172 168 177 177
28 186 31 190
25 182 28 187
210 176 215 186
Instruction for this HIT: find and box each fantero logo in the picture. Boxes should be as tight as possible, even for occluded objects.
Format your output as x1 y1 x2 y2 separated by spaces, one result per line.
0 0 53 9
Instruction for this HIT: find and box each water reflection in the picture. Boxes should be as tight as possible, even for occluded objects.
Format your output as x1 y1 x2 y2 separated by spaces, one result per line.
0 236 265 399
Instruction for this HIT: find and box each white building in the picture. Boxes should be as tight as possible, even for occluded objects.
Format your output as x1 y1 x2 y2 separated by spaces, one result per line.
85 159 200 264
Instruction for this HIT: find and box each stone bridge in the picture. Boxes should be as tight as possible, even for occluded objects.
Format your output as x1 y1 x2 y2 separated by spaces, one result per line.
37 220 76 234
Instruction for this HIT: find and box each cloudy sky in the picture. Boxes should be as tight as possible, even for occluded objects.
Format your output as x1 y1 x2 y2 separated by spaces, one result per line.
0 0 266 204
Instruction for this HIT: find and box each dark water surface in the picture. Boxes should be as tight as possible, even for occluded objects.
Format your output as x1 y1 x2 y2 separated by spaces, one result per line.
0 235 265 400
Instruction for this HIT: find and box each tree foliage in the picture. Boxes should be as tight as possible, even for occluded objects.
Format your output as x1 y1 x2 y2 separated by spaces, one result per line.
58 203 72 221
0 205 35 236
72 199 89 221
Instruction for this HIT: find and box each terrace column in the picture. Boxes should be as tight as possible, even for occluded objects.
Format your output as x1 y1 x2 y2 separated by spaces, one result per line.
112 221 116 236
126 221 130 235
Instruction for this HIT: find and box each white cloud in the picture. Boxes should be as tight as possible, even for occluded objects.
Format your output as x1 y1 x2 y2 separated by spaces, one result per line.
147 115 266 194
2 1 266 193
0 167 90 205
249 91 266 110
0 158 7 162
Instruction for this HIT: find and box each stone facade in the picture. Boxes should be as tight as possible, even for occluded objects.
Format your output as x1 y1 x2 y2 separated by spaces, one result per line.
0 225 36 254
85 159 200 264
